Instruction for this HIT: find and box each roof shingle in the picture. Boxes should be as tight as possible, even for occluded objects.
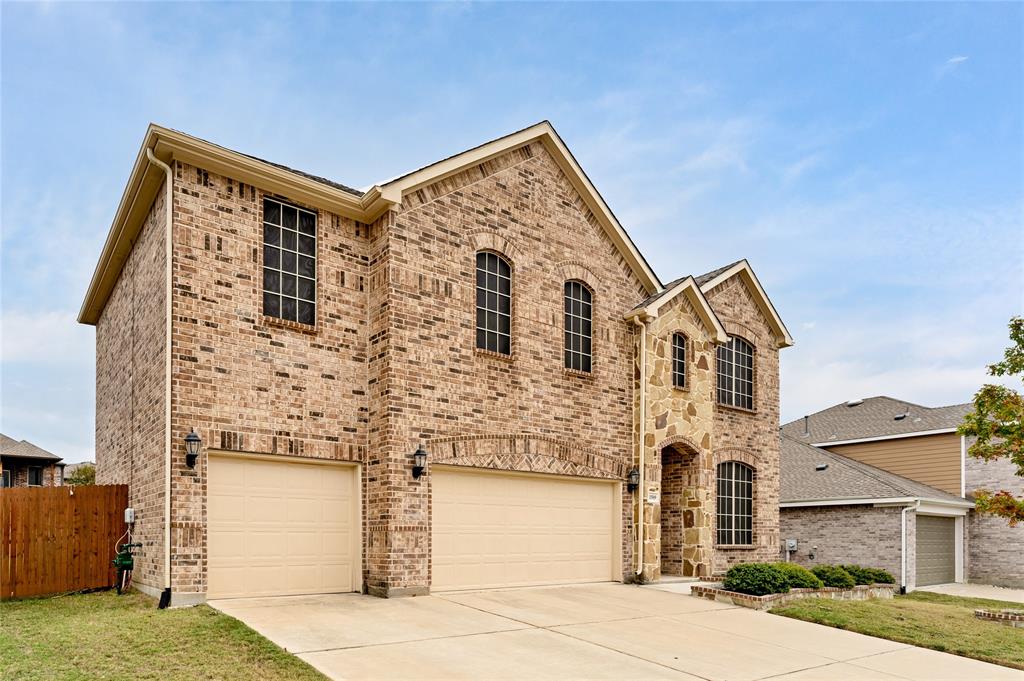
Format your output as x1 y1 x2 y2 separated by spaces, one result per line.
780 396 971 444
0 433 62 462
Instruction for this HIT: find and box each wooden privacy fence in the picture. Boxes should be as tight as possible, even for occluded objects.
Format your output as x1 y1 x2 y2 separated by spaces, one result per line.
0 485 128 599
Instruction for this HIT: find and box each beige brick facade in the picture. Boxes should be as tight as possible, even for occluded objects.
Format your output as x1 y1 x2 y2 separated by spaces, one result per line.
88 125 789 601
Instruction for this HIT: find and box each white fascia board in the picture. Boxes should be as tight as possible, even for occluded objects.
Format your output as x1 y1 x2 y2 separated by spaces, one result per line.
698 260 794 348
780 497 917 508
626 277 729 343
916 500 973 515
812 428 958 448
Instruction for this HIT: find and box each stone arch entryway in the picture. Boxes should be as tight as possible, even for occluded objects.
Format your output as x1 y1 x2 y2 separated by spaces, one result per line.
658 436 712 577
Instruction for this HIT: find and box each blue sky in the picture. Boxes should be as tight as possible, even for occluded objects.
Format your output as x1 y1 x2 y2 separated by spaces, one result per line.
2 2 1021 462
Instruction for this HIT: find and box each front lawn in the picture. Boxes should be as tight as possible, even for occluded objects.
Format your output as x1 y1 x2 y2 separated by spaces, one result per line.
0 590 327 680
772 591 1024 670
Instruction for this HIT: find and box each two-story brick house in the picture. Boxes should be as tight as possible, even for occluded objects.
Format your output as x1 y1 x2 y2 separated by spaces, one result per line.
79 122 792 606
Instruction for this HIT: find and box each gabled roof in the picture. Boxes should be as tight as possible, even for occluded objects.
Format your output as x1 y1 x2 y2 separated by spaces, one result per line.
696 260 793 348
780 434 970 507
781 397 972 445
0 433 62 462
79 121 662 325
625 275 729 343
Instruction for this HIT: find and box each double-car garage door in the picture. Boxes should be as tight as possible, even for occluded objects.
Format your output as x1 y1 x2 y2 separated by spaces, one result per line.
432 467 618 590
207 457 617 598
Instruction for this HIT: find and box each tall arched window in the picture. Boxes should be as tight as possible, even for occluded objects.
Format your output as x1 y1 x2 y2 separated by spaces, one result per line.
564 280 592 372
717 461 753 545
476 251 512 355
672 333 687 388
716 337 754 410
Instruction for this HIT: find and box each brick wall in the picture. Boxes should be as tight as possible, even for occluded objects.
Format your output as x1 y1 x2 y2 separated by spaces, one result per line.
168 162 370 596
966 455 1024 587
381 143 648 592
95 178 168 593
2 461 61 487
780 505 907 586
703 276 781 572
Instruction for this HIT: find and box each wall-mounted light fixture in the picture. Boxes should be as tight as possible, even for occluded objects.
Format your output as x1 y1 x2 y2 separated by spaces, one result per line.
412 444 427 479
184 429 202 469
627 467 640 493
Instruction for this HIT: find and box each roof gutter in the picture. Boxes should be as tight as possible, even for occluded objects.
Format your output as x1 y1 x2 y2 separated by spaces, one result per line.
781 496 973 509
811 428 957 448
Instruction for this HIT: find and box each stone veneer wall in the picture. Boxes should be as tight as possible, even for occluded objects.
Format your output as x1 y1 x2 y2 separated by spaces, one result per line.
779 504 909 587
702 276 781 573
95 179 168 593
639 293 717 579
967 455 1024 587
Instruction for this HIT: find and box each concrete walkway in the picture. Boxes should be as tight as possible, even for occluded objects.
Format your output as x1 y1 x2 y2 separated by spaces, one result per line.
917 582 1024 604
210 582 1023 681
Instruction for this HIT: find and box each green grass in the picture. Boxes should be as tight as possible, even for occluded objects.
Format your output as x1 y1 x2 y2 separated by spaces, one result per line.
0 589 327 680
772 591 1024 670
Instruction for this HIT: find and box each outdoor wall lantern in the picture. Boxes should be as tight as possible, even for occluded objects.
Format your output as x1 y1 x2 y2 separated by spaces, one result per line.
412 444 428 479
627 467 640 493
184 429 202 469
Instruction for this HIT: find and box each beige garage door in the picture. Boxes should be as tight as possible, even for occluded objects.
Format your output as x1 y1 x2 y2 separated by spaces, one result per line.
916 515 955 587
207 455 358 599
431 467 617 591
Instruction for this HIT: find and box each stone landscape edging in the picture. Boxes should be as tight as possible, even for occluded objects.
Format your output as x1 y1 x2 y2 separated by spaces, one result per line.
690 583 897 611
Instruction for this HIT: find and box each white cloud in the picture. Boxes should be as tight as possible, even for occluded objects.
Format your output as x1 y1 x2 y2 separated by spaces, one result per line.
947 55 969 65
1 309 93 365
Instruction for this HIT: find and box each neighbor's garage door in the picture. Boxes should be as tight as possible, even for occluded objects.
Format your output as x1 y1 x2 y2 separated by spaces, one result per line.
431 467 617 591
915 515 955 587
207 455 358 599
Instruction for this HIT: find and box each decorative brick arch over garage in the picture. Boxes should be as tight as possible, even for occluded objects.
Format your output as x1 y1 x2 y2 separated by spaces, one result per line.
427 433 627 480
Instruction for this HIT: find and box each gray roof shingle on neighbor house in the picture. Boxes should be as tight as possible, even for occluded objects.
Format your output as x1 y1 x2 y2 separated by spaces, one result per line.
0 433 63 462
780 396 972 444
780 434 968 505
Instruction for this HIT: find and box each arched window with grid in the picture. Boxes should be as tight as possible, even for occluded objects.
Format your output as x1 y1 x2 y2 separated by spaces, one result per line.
716 337 754 409
716 461 753 546
475 251 512 355
564 281 593 372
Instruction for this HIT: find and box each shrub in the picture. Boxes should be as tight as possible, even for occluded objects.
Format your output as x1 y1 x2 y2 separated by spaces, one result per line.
811 564 856 588
839 565 897 585
772 562 824 589
722 562 790 596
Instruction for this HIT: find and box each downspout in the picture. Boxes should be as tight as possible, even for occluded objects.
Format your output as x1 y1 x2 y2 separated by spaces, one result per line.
633 317 648 578
900 500 919 594
146 148 173 609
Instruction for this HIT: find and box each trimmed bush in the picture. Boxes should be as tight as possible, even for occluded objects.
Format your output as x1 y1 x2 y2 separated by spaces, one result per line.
811 564 856 588
839 565 897 585
722 562 790 596
772 562 824 589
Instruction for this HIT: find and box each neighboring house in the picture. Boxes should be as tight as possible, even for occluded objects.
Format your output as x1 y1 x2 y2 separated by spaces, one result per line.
78 121 792 606
780 397 1024 588
0 433 64 487
779 434 972 591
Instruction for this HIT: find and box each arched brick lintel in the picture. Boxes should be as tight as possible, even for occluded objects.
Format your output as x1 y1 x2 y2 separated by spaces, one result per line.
555 260 602 289
713 447 760 469
656 435 703 457
467 229 522 262
427 433 627 480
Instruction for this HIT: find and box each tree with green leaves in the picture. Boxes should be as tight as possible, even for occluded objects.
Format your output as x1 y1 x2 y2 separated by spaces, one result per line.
65 463 96 486
958 317 1024 525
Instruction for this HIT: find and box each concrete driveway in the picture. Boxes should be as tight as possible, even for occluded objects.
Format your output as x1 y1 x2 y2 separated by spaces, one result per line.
917 582 1024 604
210 583 1023 681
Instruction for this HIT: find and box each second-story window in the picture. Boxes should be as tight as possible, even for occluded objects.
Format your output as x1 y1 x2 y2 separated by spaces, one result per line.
717 337 754 410
476 251 511 355
263 197 316 326
672 333 687 388
564 280 593 373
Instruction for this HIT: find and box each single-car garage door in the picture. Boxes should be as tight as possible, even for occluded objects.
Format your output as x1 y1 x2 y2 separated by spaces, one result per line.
915 515 955 587
431 467 618 591
207 455 359 599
